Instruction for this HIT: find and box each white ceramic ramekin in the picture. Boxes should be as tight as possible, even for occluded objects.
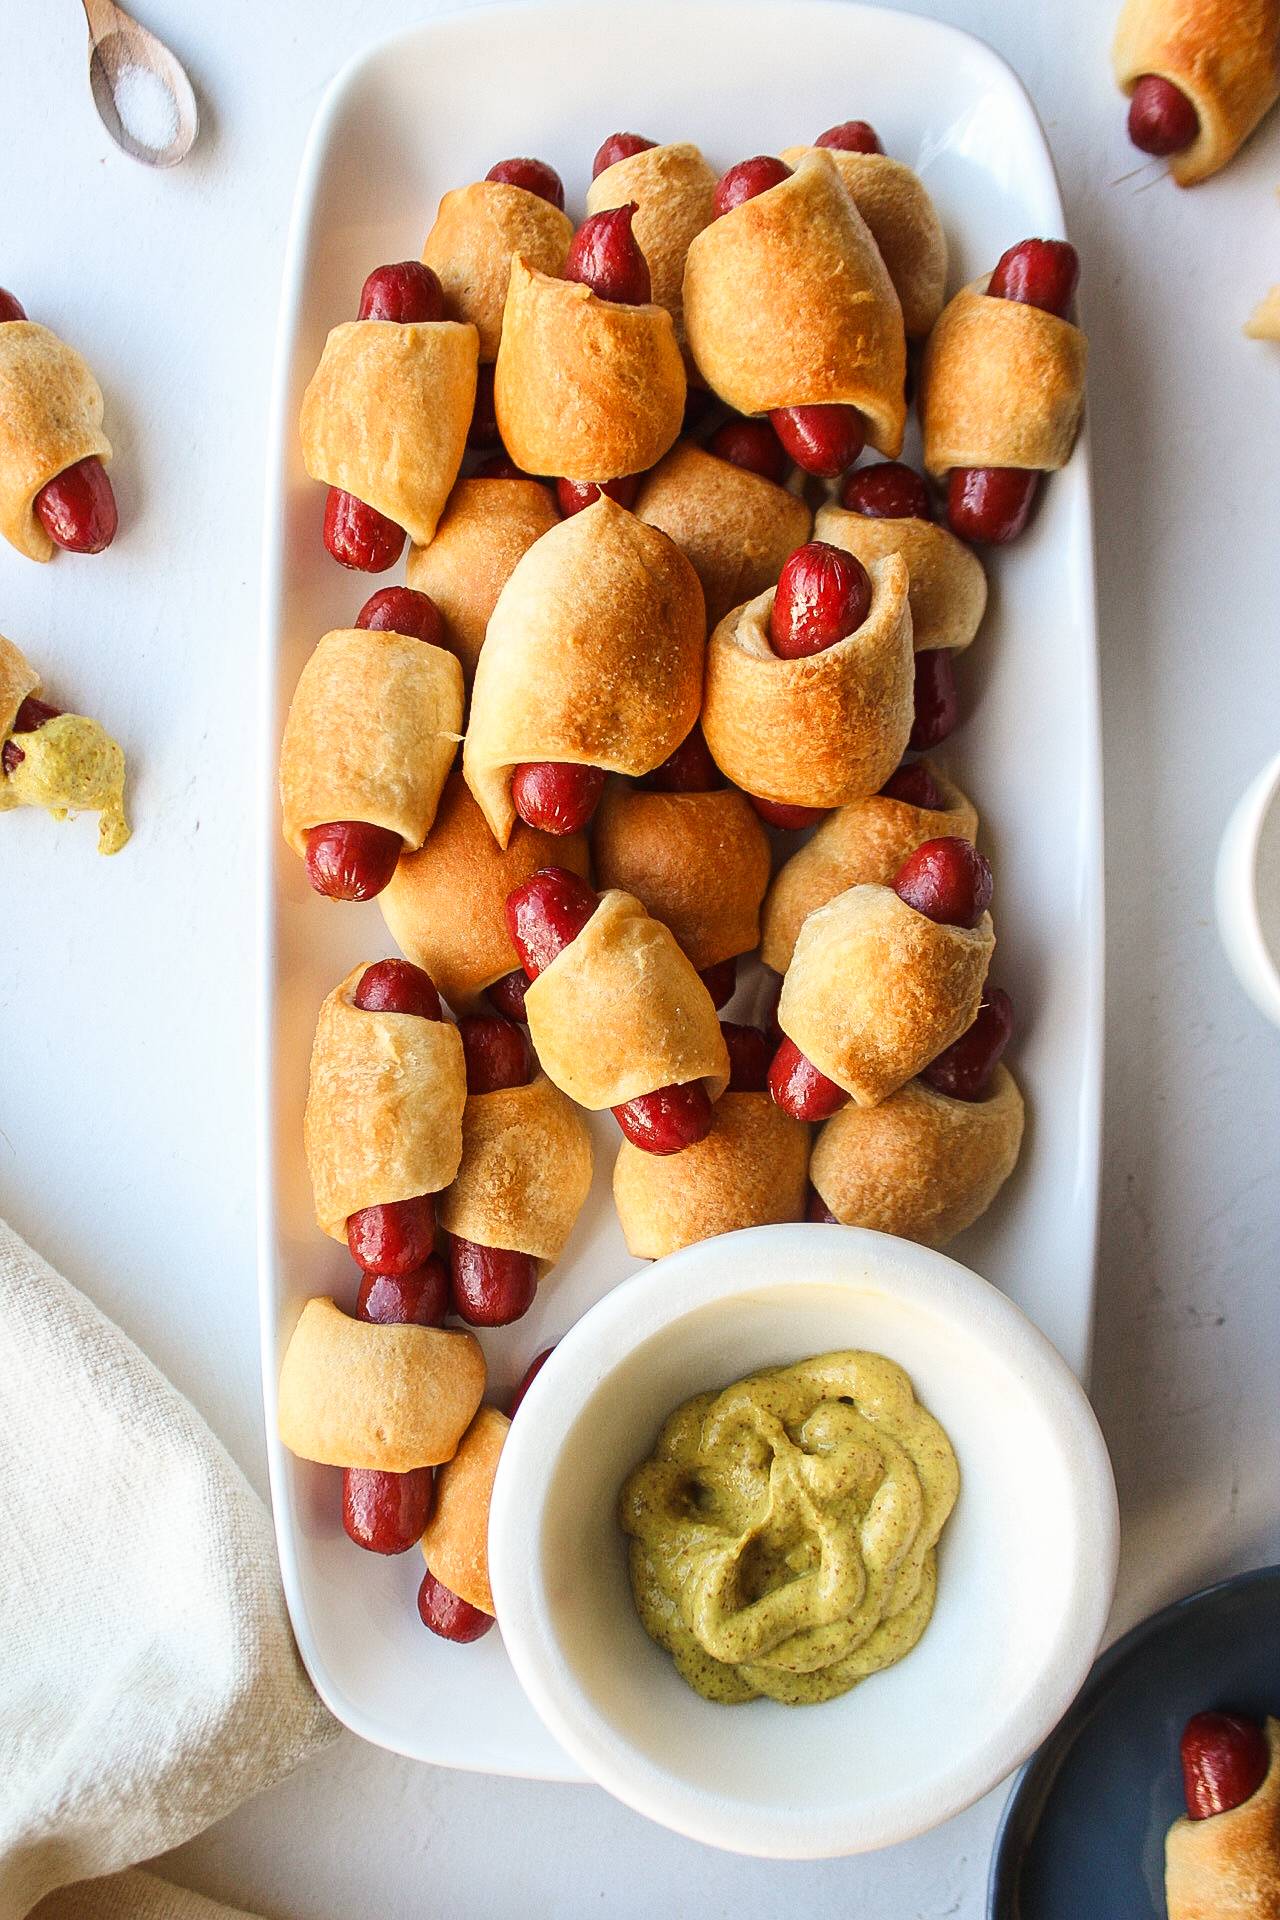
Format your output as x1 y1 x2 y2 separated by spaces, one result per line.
488 1224 1118 1858
1215 750 1280 1030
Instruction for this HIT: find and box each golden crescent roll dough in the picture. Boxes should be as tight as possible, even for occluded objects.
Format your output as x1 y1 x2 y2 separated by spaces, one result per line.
701 555 913 810
920 277 1087 476
682 150 907 456
420 1405 510 1614
814 500 987 654
439 1071 593 1269
1246 286 1280 338
524 889 730 1109
405 477 560 685
299 318 478 548
379 772 590 1012
463 496 705 847
422 180 573 359
810 1065 1024 1247
494 254 686 482
760 766 978 974
1165 1718 1280 1918
279 628 463 856
584 141 719 349
592 780 771 971
277 1297 485 1472
633 440 813 628
303 965 466 1241
1114 0 1280 185
613 1092 811 1258
779 884 994 1108
0 634 40 737
779 147 947 337
0 322 112 563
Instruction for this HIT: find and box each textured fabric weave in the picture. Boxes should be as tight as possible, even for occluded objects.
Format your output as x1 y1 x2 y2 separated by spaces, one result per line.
30 1869 262 1920
0 1220 336 1920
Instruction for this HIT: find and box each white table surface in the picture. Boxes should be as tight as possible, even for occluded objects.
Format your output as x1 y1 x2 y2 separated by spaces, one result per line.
3 0 1278 1913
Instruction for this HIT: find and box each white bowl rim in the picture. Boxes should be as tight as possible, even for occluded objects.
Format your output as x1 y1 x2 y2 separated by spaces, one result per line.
1215 748 1280 1029
488 1224 1120 1858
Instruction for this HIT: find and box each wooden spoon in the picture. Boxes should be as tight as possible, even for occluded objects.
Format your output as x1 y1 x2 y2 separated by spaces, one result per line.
82 0 198 168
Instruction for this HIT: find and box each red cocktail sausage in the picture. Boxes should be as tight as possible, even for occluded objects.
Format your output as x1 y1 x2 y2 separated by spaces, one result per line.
344 960 447 1275
768 839 993 1120
323 263 445 571
946 240 1079 546
302 587 451 901
1181 1712 1270 1820
0 290 120 555
449 1014 541 1328
505 868 714 1153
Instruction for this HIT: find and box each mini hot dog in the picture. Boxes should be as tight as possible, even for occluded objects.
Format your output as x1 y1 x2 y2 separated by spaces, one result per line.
0 290 117 558
769 837 995 1119
505 868 729 1154
282 586 463 903
303 959 465 1276
301 261 477 571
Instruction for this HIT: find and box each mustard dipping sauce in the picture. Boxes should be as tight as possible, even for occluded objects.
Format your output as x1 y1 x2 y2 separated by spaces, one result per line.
618 1351 958 1705
1 712 130 854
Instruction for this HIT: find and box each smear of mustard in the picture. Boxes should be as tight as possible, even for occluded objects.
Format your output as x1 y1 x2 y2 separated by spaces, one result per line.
1 712 130 854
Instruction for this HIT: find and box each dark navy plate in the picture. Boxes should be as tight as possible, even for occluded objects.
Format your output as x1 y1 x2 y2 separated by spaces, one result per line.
989 1565 1280 1919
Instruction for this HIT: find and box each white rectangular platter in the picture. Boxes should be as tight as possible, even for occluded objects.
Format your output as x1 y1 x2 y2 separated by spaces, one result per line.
259 0 1102 1782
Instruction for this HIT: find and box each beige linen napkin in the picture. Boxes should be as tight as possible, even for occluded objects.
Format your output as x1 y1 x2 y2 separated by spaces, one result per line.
30 1871 263 1920
0 1219 337 1920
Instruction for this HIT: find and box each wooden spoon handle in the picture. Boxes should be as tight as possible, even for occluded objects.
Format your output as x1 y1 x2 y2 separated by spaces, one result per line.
81 0 126 45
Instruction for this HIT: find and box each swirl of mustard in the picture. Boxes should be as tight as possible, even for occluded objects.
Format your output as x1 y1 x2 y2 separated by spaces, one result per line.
618 1350 958 1705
